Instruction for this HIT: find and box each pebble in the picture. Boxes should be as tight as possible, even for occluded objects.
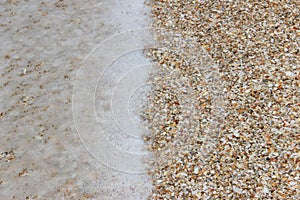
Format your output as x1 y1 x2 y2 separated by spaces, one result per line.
144 0 299 199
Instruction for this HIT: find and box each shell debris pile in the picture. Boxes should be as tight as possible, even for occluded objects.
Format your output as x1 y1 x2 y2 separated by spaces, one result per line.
143 0 299 199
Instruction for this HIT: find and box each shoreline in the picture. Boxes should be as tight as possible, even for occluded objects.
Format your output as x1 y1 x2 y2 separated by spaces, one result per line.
0 0 154 199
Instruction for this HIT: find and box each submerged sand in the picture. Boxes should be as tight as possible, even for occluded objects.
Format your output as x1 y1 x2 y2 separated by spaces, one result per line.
0 0 153 199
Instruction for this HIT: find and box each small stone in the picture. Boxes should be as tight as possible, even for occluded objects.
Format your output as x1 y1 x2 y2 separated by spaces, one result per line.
233 186 243 194
193 167 199 174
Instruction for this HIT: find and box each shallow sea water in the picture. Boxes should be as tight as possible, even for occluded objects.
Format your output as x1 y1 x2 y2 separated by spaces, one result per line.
0 0 153 199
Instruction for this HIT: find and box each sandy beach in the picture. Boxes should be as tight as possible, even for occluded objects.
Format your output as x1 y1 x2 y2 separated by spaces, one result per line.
1 0 299 199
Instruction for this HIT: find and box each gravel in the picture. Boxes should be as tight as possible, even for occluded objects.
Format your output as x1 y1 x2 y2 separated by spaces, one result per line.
144 0 299 199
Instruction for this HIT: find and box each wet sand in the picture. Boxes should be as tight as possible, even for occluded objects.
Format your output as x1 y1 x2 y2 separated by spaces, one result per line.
0 0 153 199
